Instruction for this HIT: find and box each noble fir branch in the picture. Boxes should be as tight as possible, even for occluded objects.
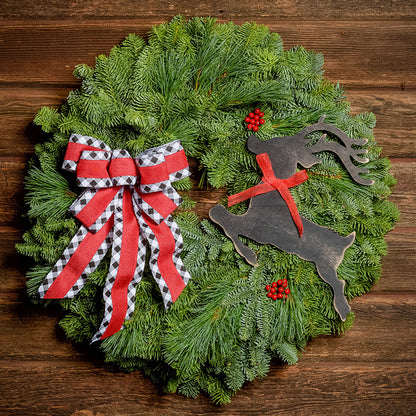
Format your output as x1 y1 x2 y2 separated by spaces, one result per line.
24 167 77 220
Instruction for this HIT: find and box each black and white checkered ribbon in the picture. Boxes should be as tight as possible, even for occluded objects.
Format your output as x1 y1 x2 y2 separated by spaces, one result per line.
38 134 191 342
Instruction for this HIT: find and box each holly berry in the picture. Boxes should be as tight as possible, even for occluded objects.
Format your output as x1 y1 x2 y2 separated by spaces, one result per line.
244 109 265 130
266 277 291 302
253 125 259 132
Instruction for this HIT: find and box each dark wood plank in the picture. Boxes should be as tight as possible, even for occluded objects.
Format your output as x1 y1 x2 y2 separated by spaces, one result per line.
348 89 416 158
1 87 415 158
0 21 415 88
302 295 416 362
3 226 414 297
378 231 416 292
1 0 416 20
1 158 413 227
389 161 416 229
0 159 26 226
0 87 71 157
1 287 414 362
0 360 414 415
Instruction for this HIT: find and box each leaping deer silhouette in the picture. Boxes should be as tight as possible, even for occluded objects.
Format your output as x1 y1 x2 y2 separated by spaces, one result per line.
209 116 374 321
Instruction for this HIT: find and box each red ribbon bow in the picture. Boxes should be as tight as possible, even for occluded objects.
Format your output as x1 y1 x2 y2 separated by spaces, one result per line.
38 134 191 342
228 152 308 236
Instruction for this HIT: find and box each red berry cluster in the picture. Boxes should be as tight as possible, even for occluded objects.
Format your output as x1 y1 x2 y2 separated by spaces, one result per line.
265 279 290 301
245 108 265 132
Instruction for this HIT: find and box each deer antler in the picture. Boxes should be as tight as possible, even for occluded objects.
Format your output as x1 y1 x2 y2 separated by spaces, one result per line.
298 115 374 186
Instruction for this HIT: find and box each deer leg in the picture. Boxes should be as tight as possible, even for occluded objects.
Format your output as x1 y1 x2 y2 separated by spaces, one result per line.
315 263 351 321
209 205 259 266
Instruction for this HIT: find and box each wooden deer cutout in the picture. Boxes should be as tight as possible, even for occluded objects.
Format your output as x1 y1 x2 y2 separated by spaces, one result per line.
209 116 373 321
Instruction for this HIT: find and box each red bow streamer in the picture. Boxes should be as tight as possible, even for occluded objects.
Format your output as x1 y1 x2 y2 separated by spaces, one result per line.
228 152 308 236
38 134 191 342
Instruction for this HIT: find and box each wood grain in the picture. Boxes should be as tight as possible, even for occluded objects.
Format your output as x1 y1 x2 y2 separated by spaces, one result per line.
0 362 414 416
1 158 414 227
1 87 415 158
0 21 415 88
0 1 415 415
1 0 416 20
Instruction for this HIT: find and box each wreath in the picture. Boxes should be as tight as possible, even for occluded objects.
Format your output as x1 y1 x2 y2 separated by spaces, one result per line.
17 16 399 404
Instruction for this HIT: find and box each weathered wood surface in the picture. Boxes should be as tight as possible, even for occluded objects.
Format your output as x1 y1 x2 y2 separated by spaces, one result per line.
1 21 415 88
0 1 415 415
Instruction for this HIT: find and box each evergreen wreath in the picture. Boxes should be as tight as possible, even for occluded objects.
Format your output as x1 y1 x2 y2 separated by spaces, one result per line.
17 16 399 404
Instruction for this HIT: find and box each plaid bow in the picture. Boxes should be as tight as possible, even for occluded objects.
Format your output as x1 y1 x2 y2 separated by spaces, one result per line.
38 134 191 342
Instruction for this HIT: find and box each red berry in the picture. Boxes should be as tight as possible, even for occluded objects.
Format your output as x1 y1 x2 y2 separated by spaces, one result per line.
245 116 251 123
254 114 260 121
270 288 276 294
260 119 265 125
267 292 273 298
277 279 283 286
283 282 287 288
249 112 255 118
255 121 259 126
277 293 283 299
283 279 287 284
259 111 264 117
253 125 259 132
271 282 278 288
284 288 290 295
265 285 271 291
255 108 260 114
250 118 256 124
247 124 253 130
285 295 288 299
272 294 278 300
278 287 284 293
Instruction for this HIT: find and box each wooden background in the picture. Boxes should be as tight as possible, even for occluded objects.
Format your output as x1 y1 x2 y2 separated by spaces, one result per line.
1 1 415 415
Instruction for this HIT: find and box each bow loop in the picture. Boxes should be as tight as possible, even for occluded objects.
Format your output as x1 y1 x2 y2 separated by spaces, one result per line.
134 140 190 223
77 150 113 188
62 134 112 173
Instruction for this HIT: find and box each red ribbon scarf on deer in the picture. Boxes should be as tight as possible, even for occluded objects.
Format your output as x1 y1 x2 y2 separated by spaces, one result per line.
228 152 308 237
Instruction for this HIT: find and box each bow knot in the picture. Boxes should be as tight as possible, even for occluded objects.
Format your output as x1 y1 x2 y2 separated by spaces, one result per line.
228 152 308 236
39 134 191 342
